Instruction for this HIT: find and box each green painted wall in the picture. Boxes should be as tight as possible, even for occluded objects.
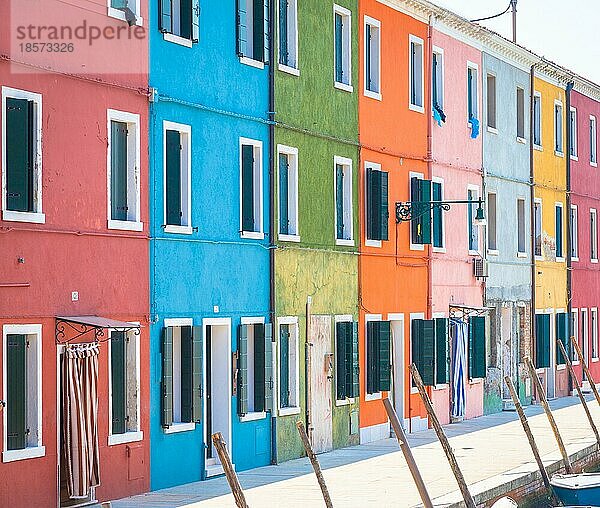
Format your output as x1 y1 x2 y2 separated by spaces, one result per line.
274 0 359 463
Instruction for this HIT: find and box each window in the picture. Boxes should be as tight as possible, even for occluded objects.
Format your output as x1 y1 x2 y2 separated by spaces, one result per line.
278 318 299 415
108 0 142 25
533 92 542 147
2 324 44 462
535 314 550 369
237 321 273 417
486 74 497 131
236 0 268 63
365 163 388 245
365 318 391 396
409 36 424 111
517 198 526 255
432 179 444 249
2 87 44 224
335 318 359 402
581 309 589 364
555 101 563 155
555 203 563 260
107 110 142 231
468 316 486 379
410 175 430 247
592 309 599 360
591 209 598 262
277 145 299 241
163 122 192 234
159 0 199 46
411 318 449 387
161 323 202 431
278 0 298 72
570 205 578 260
517 87 525 140
467 187 479 253
591 115 598 166
334 5 352 90
240 138 264 238
335 156 353 245
487 192 497 252
432 48 445 123
570 107 578 159
534 200 542 258
109 329 142 444
571 310 579 363
364 16 381 99
467 64 479 122
555 312 569 366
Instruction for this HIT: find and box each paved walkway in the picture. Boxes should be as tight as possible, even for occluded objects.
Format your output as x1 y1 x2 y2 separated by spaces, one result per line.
113 396 600 508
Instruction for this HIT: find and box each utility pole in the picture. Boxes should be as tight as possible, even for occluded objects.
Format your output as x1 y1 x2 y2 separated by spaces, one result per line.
511 0 518 43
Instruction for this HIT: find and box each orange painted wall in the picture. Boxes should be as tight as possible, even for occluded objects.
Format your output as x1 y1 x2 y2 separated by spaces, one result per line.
358 0 430 430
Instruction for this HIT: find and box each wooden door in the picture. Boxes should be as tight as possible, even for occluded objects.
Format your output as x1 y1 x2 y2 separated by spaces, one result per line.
309 316 333 454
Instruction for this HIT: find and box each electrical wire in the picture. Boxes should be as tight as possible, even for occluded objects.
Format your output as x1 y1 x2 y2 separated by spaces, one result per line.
470 1 513 23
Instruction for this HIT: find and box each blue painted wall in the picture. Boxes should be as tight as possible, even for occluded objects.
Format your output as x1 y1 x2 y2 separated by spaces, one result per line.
149 0 272 490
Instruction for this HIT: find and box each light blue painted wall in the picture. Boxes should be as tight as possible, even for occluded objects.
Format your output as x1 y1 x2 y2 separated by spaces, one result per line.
149 0 272 490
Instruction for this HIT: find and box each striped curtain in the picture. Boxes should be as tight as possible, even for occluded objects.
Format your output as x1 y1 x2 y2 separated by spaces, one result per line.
62 343 100 499
450 319 467 420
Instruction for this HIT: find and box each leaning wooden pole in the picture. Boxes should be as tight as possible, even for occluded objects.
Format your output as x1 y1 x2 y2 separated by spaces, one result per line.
570 334 600 407
297 421 333 508
212 432 249 508
410 364 476 508
525 357 573 473
557 340 600 446
383 398 433 508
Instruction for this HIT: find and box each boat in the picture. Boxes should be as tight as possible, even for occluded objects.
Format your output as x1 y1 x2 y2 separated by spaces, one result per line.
550 473 600 506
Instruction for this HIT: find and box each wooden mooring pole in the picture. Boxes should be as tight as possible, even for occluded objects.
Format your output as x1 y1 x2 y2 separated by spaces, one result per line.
525 357 574 473
410 364 476 508
557 340 600 446
383 398 433 508
212 432 249 508
570 334 600 408
296 421 333 508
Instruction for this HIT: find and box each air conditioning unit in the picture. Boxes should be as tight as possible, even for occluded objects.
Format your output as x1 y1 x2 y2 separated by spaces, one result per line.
473 258 488 279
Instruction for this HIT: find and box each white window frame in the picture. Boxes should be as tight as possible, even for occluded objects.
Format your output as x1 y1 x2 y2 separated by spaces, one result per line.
364 16 381 101
107 109 142 232
591 208 598 263
432 176 446 253
409 312 425 394
570 106 578 160
534 198 543 260
409 171 425 252
163 121 192 235
487 190 498 255
466 61 479 124
364 313 384 401
107 326 143 445
572 309 579 365
277 145 299 242
278 0 299 75
408 35 424 113
517 197 527 257
1 86 45 224
239 316 268 422
554 99 564 157
591 115 598 167
555 202 564 262
334 155 354 246
364 161 382 248
432 46 444 115
2 324 45 463
334 314 355 406
486 72 497 134
277 316 300 416
592 308 599 361
467 184 480 255
570 204 578 262
333 4 353 93
239 137 264 239
533 91 542 150
107 0 143 26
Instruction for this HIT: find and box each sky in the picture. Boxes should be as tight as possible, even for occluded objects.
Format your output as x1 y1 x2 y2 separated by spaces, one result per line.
435 0 600 85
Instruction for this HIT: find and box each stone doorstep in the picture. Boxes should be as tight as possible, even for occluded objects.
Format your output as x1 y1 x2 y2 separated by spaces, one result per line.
432 442 600 508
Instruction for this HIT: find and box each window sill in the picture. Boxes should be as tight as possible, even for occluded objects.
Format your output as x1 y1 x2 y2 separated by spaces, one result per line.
336 239 354 247
108 220 143 232
573 361 580 365
592 259 599 264
334 82 353 93
555 150 564 158
535 255 544 261
364 90 382 101
163 422 196 434
593 358 599 363
335 397 355 407
534 144 543 152
365 239 382 248
2 210 45 224
556 257 565 263
278 64 300 76
517 137 527 144
434 384 448 391
410 387 418 394
163 32 193 48
432 247 446 254
2 445 45 463
108 7 144 26
570 155 578 161
591 161 598 168
240 411 267 422
241 231 265 240
557 364 566 371
517 252 528 258
239 56 265 69
164 225 193 235
410 243 425 252
487 249 499 256
108 430 144 446
278 234 300 243
409 103 425 114
572 257 579 263
469 378 483 384
365 392 382 402
487 126 498 135
278 406 301 417
468 250 480 256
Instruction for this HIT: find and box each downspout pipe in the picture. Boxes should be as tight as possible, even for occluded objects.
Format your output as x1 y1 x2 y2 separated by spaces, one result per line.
565 80 574 393
529 64 537 397
426 14 433 321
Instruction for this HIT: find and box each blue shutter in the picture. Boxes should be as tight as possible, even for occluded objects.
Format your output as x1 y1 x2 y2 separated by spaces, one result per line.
160 0 172 33
252 0 265 61
237 325 249 415
166 130 182 226
7 334 26 450
180 0 192 39
161 327 174 428
236 0 248 56
192 326 203 422
111 331 127 435
335 13 343 83
279 0 288 65
279 153 289 235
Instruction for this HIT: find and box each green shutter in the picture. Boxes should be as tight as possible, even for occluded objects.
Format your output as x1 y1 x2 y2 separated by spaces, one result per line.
411 319 423 383
366 321 377 394
469 316 486 379
180 326 193 423
242 144 255 232
420 179 432 244
279 153 289 235
111 121 128 222
254 324 266 412
179 0 192 39
6 98 34 213
236 0 248 56
279 324 290 407
556 313 569 366
264 324 274 412
192 325 203 422
380 171 389 241
535 314 551 369
411 178 432 245
166 130 182 226
556 206 563 258
336 165 345 239
7 334 26 451
160 0 172 32
367 169 381 241
279 0 288 65
253 0 265 61
161 327 174 428
237 324 249 415
335 13 343 82
111 331 127 435
432 181 443 248
336 322 347 400
379 321 391 391
412 319 434 386
350 321 360 398
435 318 449 385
